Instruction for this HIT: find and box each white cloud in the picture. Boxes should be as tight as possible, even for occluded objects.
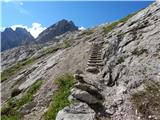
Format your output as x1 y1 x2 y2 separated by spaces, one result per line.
28 23 46 38
11 24 28 30
79 26 86 30
11 22 46 38
0 27 6 32
20 2 23 5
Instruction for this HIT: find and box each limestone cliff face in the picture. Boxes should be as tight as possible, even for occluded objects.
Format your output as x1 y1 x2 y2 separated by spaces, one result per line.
1 2 160 120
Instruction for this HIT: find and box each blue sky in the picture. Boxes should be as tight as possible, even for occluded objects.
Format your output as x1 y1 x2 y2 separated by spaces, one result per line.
1 1 154 37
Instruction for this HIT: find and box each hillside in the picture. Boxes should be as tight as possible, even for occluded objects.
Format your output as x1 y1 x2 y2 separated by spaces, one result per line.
1 2 160 120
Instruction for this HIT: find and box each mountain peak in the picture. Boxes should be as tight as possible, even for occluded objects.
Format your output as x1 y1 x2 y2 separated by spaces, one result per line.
1 27 34 51
36 19 78 43
4 28 14 33
55 19 74 25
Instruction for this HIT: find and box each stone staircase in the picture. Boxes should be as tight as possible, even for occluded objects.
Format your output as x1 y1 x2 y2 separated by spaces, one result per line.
86 42 104 74
56 42 108 120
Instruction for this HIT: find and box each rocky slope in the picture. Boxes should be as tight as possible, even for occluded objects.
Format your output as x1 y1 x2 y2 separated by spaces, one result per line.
1 1 160 120
1 27 34 51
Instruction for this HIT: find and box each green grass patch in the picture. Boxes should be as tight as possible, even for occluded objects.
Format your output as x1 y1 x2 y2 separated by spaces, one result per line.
16 79 43 109
63 40 71 48
82 29 94 35
1 79 43 120
43 73 75 120
103 12 137 34
1 98 22 120
44 47 60 55
1 58 35 83
131 81 160 119
1 114 22 120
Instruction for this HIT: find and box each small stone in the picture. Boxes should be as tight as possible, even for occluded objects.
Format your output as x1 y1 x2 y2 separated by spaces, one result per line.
148 115 152 118
105 107 116 115
138 116 141 119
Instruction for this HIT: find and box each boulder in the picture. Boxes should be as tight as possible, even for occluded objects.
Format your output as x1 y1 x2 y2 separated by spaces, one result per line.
71 88 101 104
74 83 103 100
56 102 96 120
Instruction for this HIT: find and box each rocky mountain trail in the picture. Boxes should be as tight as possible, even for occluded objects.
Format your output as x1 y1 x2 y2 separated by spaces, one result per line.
1 1 160 120
56 42 108 120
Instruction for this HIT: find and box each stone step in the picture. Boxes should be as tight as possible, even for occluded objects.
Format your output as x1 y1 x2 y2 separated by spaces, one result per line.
95 63 104 66
91 50 100 52
90 53 101 56
90 56 101 58
89 57 102 60
91 50 101 53
89 59 102 61
85 66 99 73
87 62 104 66
88 60 103 63
89 57 100 60
90 53 101 55
87 64 97 67
91 47 101 49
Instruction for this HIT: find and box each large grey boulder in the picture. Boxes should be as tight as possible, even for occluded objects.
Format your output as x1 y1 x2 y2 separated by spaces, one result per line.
56 102 96 120
71 88 101 104
74 82 103 100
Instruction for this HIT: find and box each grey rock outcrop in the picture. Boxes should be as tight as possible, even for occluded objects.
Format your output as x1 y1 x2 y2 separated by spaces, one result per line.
56 102 96 120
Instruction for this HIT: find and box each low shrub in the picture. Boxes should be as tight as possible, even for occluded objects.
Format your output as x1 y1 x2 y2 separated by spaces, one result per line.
63 40 71 48
82 29 94 35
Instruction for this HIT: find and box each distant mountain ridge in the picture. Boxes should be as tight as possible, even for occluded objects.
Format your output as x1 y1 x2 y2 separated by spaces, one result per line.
1 27 35 51
1 19 78 51
36 19 78 43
